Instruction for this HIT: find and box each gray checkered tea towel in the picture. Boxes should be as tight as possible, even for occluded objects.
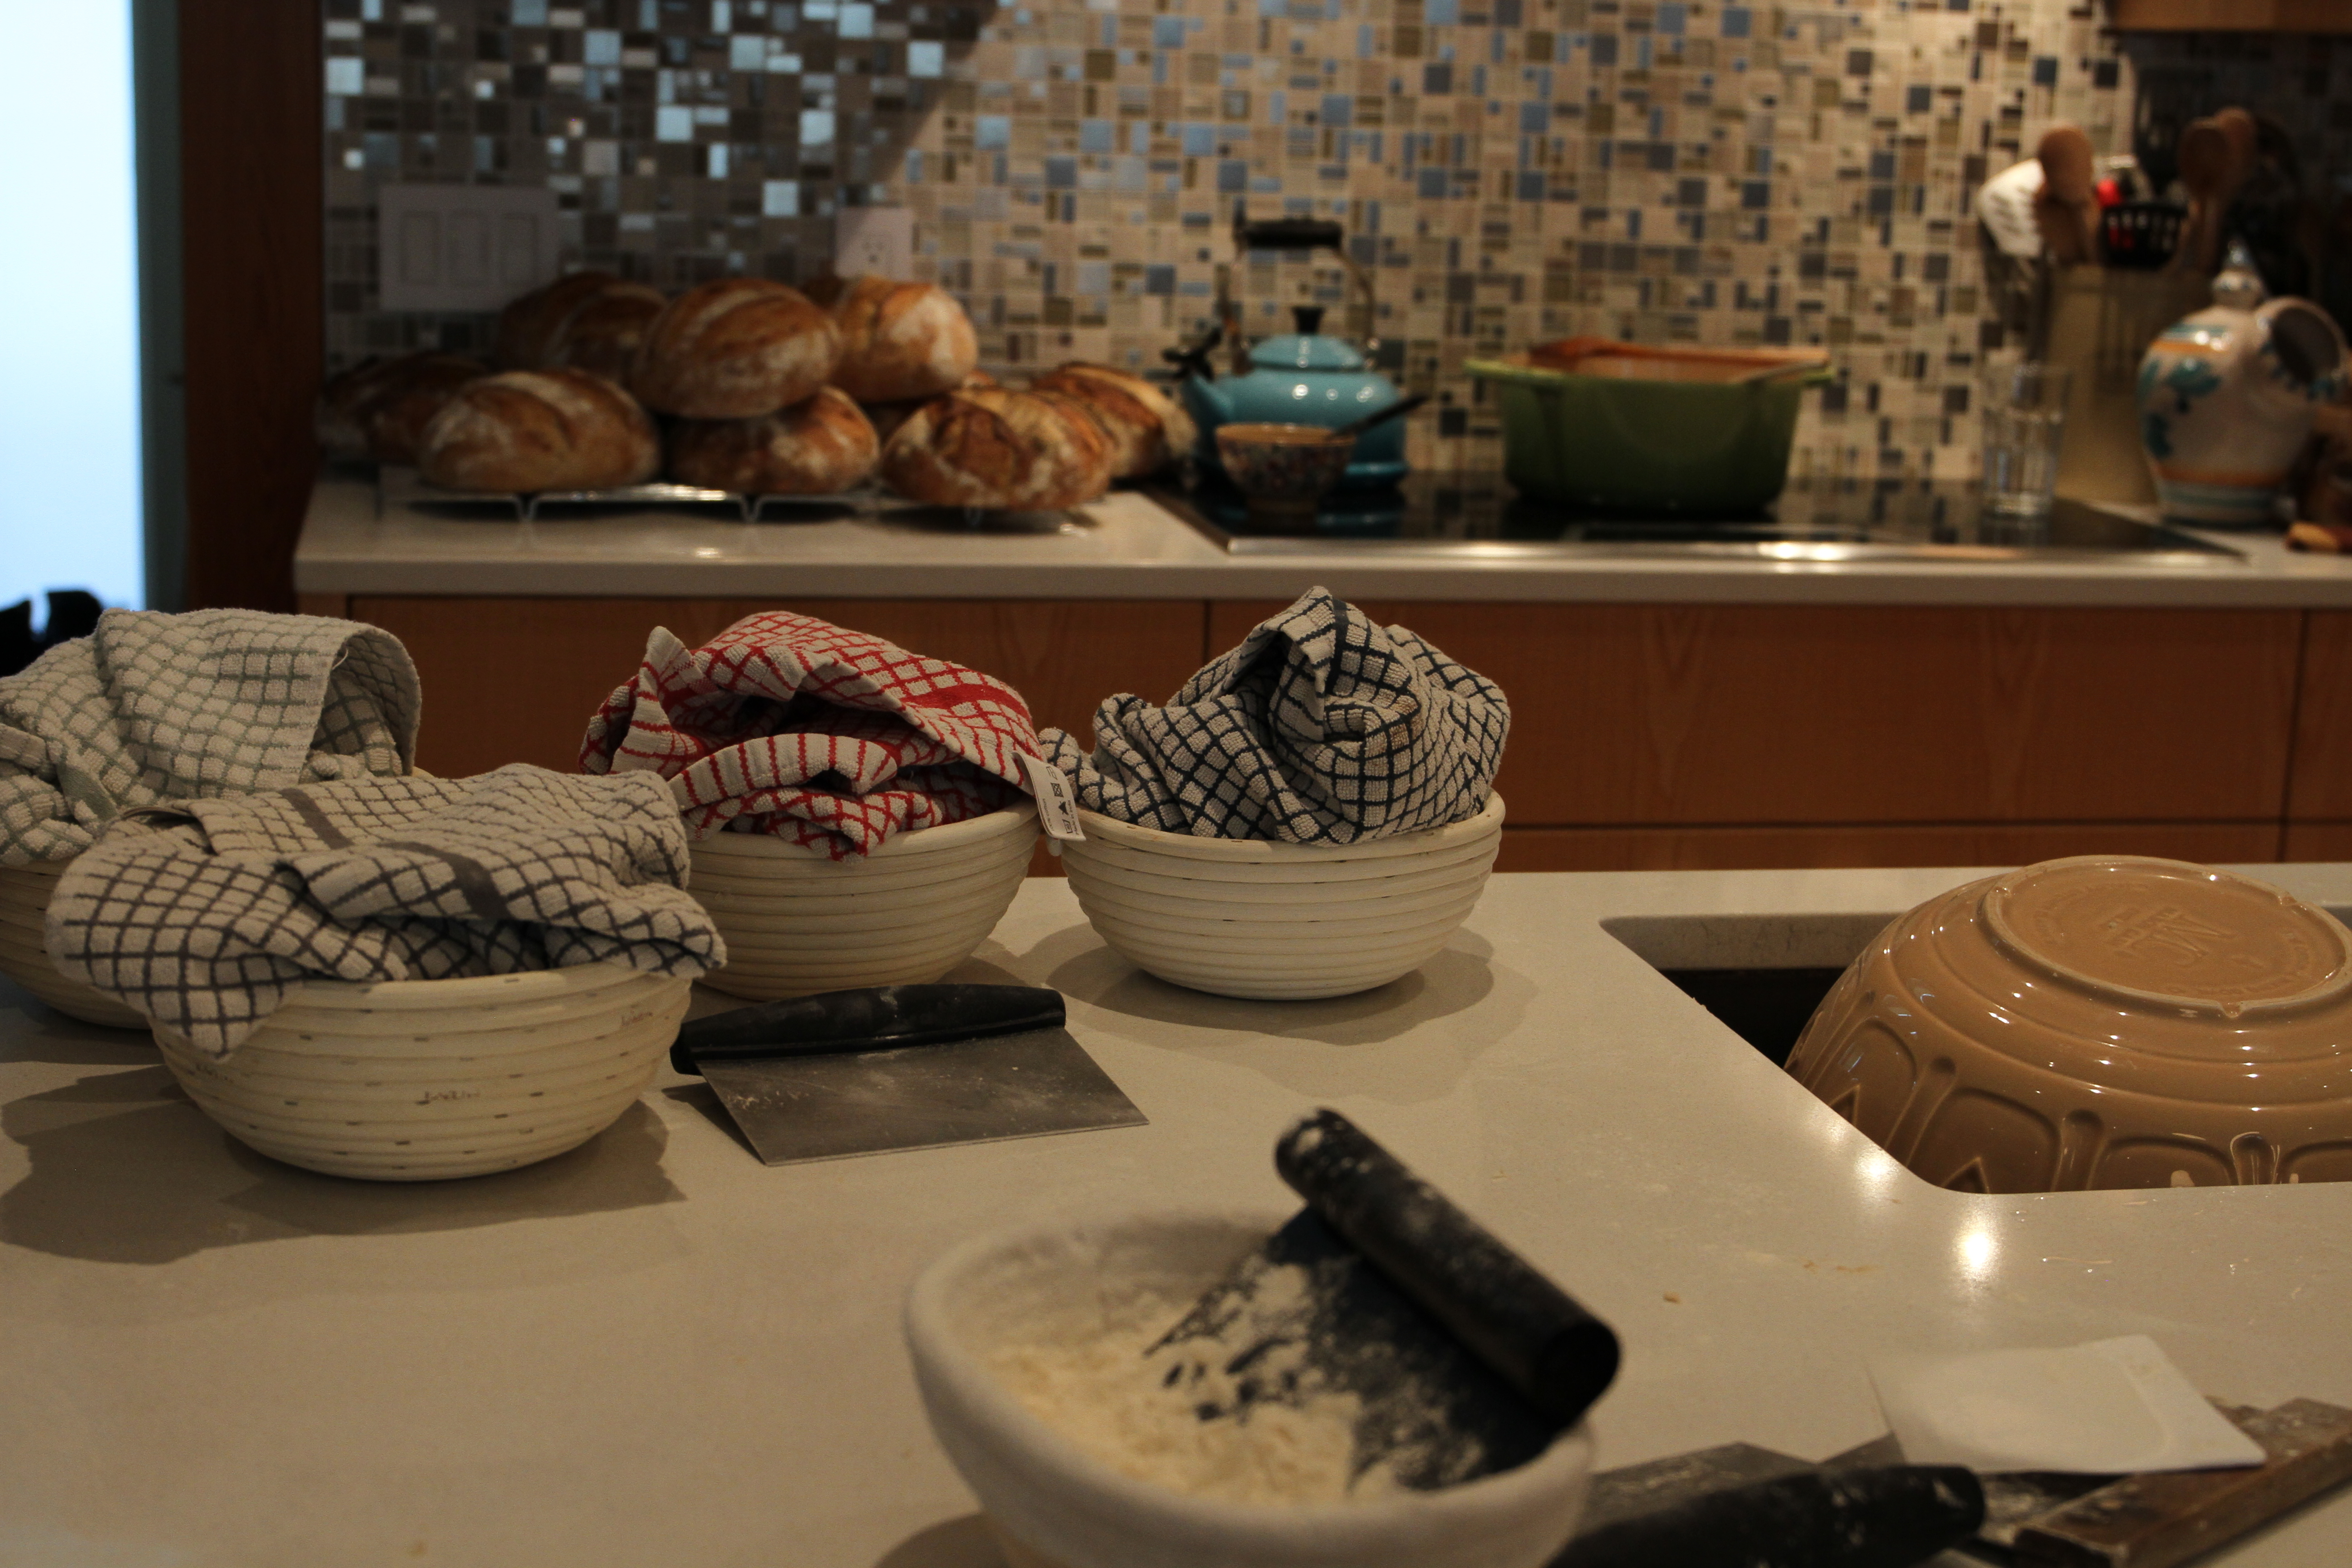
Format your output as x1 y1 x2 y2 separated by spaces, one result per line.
46 766 721 1057
0 608 421 867
1039 587 1508 843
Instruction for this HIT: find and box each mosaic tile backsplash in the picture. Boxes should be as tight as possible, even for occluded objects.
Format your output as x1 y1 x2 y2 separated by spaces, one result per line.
323 0 2350 480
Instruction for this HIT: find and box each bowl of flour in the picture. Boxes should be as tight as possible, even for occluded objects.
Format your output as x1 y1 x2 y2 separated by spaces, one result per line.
902 1208 1595 1568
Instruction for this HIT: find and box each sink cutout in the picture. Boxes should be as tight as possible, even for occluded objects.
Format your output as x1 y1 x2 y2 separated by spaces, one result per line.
1603 912 1891 1067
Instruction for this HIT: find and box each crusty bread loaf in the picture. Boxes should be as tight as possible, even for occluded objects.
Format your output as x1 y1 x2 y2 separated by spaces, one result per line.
629 277 840 419
863 369 996 444
821 275 980 403
417 369 660 492
879 387 1114 510
1029 363 1198 480
668 387 880 495
495 270 667 378
317 352 489 464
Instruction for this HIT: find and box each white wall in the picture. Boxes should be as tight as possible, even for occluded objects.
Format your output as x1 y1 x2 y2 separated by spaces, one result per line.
0 1 142 615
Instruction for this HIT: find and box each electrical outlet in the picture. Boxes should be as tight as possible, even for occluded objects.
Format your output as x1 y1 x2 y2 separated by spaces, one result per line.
377 185 560 311
834 207 914 281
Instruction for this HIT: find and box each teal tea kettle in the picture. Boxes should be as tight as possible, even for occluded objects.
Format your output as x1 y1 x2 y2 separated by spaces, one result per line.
1173 216 1410 490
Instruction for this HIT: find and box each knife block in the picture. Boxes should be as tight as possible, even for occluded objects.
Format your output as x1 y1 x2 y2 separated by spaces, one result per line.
2046 264 2212 506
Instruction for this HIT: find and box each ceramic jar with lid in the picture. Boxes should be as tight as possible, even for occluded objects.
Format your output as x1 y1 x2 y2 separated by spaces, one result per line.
1786 856 2352 1193
2137 252 2348 525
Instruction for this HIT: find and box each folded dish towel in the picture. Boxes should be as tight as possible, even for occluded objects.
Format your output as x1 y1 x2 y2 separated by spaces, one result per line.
46 766 721 1056
1039 587 1509 843
580 611 1040 858
0 608 420 867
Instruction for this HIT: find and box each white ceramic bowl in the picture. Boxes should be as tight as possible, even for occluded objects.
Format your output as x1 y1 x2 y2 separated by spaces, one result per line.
150 961 690 1181
904 1207 1594 1568
687 807 1037 1001
1057 794 1505 1000
0 859 151 1029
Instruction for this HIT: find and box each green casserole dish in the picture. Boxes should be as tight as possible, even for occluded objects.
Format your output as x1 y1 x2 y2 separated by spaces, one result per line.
1465 343 1833 513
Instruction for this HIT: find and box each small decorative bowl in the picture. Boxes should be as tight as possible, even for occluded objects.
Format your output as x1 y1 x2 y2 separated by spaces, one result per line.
904 1206 1597 1568
1214 423 1355 515
1786 855 2352 1192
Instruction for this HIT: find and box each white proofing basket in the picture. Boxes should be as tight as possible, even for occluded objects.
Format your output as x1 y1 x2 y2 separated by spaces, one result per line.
1058 794 1505 1000
687 806 1038 1001
150 962 691 1181
0 859 151 1029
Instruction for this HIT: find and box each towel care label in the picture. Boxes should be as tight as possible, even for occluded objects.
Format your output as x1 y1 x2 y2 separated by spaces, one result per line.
1016 752 1085 842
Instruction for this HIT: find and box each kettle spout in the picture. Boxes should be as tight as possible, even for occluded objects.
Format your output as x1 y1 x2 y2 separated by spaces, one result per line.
1181 374 1235 426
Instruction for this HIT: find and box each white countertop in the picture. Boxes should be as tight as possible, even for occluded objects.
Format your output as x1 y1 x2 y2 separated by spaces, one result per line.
293 475 2352 606
5 866 2349 1566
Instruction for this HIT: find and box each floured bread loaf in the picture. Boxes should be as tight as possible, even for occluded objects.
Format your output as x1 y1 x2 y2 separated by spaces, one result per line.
817 275 981 403
418 368 660 492
630 277 840 419
880 387 1114 510
668 387 880 495
1029 363 1198 480
318 352 488 464
495 270 667 379
864 369 995 444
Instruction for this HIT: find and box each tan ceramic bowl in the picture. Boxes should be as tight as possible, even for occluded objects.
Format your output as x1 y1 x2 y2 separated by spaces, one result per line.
1785 856 2352 1192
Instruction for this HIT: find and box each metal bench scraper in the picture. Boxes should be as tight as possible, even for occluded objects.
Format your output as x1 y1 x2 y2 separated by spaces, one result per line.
669 984 1147 1165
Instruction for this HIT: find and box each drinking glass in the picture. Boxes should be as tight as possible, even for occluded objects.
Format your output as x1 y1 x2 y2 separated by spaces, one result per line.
1981 362 2072 516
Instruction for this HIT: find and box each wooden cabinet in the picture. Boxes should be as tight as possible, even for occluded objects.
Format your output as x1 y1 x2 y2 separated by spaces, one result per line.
2110 0 2352 30
312 592 2344 872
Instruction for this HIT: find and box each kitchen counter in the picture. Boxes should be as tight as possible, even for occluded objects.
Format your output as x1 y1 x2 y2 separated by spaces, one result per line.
5 865 2349 1566
292 475 2352 606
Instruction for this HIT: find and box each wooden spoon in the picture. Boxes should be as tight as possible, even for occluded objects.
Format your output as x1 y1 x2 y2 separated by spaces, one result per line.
2033 124 2099 265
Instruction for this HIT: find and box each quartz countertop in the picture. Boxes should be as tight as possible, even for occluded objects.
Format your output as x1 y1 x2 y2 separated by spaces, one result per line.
293 475 2352 606
5 866 2349 1566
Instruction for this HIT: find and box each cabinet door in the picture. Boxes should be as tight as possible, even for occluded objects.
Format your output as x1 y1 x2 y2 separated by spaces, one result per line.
1498 822 2282 873
1209 602 2298 827
350 597 1208 778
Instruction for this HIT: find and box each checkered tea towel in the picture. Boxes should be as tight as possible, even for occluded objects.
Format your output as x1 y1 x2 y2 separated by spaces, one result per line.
46 766 720 1057
0 608 420 867
1039 587 1509 843
580 611 1040 859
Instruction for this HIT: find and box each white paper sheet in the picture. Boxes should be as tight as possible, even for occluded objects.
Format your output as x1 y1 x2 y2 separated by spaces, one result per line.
1868 1335 2267 1474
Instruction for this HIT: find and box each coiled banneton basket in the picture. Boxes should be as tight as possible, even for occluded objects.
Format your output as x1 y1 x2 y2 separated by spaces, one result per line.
151 962 691 1181
0 858 150 1028
688 806 1039 1001
1058 794 1505 1000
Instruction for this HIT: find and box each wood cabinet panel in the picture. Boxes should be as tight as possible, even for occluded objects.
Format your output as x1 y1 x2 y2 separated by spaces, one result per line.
1497 822 2283 874
349 597 1209 779
2283 823 2352 862
2112 0 2352 30
1213 602 2299 828
2290 610 2352 820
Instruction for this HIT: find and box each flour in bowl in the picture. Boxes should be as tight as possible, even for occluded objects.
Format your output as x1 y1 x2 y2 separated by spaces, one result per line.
985 1264 1402 1506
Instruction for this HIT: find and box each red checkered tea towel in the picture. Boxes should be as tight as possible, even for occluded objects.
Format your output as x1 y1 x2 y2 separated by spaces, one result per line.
580 612 1040 858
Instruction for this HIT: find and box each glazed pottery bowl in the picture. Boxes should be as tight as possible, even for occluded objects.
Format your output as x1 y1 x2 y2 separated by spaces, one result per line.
1786 856 2352 1192
687 807 1037 1001
1057 794 1503 1001
0 859 151 1029
1214 423 1356 514
904 1206 1596 1568
151 961 690 1181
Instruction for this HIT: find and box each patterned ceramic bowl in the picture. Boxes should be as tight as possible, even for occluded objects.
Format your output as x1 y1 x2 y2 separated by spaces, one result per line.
1214 423 1354 514
1786 856 2352 1193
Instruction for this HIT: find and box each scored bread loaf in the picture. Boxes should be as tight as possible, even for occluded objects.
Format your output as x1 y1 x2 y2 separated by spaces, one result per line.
495 270 667 378
863 369 996 444
317 352 489 464
630 277 840 419
668 387 880 495
817 275 980 403
1029 362 1198 480
879 387 1114 510
417 368 660 492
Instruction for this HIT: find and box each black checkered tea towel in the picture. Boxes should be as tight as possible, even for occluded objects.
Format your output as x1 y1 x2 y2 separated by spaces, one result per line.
1039 587 1508 842
0 609 421 867
47 766 722 1057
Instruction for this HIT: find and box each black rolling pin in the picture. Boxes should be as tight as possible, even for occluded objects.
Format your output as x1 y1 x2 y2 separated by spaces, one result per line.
1277 1109 1621 1428
669 984 1064 1075
1550 1465 1986 1568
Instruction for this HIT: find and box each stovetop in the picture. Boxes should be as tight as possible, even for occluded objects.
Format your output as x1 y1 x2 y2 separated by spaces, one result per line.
1143 474 2248 567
